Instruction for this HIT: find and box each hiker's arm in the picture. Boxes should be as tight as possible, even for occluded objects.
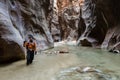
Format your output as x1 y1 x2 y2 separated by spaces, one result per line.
34 42 37 51
34 42 37 54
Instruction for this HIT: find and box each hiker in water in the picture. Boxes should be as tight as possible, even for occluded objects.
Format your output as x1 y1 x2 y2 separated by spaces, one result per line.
24 35 37 65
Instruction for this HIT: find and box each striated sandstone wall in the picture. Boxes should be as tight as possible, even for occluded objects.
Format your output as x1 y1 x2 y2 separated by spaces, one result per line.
0 0 120 63
0 0 53 63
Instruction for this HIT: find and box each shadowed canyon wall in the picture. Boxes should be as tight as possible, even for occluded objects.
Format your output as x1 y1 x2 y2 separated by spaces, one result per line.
50 0 120 50
0 0 120 63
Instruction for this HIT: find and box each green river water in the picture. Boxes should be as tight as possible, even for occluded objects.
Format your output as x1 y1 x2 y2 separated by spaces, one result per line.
0 42 120 80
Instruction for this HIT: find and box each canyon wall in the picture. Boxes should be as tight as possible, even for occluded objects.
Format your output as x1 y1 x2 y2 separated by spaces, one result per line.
0 0 120 63
0 0 53 63
50 0 120 50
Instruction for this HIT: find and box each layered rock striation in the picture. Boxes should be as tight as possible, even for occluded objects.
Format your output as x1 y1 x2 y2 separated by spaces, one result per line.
0 0 53 63
0 0 120 63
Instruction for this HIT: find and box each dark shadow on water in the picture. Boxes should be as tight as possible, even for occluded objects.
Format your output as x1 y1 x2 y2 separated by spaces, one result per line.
0 59 25 67
0 63 13 67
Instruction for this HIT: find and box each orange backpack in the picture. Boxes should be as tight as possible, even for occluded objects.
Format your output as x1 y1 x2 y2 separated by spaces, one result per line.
26 42 36 51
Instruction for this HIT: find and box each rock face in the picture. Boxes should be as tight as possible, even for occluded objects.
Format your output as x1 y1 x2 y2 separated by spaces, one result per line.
49 0 120 49
98 0 120 50
49 0 106 46
0 1 25 63
0 0 120 63
0 0 53 63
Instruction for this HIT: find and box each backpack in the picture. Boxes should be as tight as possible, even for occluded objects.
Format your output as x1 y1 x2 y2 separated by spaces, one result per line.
26 42 36 50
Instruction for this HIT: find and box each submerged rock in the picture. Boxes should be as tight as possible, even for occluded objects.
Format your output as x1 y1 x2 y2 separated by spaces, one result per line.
109 49 120 54
56 66 119 80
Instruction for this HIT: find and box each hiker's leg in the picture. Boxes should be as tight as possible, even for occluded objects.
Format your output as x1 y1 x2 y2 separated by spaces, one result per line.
30 51 34 63
27 50 30 65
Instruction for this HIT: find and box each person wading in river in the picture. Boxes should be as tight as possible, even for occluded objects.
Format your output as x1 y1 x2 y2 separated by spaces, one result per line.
23 35 37 65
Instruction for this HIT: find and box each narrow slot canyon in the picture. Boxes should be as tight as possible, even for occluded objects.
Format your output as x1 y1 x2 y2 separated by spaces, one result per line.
0 0 120 80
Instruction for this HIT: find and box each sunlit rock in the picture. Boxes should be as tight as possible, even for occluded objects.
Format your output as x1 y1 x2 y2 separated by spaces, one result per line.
0 0 53 63
0 1 25 63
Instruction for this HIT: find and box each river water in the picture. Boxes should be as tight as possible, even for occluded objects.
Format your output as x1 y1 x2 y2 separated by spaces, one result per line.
0 42 120 80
